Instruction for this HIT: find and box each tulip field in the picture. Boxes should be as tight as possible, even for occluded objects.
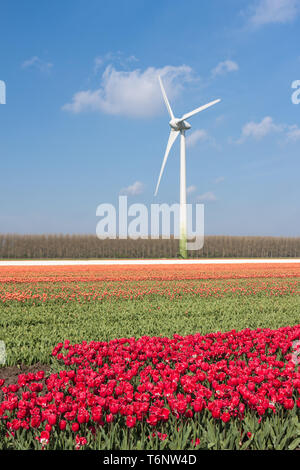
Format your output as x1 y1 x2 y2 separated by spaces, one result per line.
0 262 300 450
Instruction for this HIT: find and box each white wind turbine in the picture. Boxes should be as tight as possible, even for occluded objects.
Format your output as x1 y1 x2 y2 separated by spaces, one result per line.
154 76 221 258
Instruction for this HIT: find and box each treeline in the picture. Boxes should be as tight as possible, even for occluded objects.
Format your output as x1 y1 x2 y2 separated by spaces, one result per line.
0 234 299 259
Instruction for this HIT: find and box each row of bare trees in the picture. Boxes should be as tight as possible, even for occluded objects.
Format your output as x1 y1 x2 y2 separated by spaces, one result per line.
0 234 299 259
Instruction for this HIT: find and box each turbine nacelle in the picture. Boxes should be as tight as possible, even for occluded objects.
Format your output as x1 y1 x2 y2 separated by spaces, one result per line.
155 75 221 199
169 118 191 132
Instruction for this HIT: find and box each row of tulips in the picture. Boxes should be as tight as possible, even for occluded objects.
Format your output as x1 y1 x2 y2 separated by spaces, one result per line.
1 279 299 304
0 324 299 449
0 263 299 284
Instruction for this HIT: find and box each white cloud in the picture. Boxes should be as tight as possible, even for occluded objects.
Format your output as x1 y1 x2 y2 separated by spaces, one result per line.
186 129 209 148
93 56 103 74
63 64 194 117
93 52 138 75
211 60 239 78
286 124 300 141
214 176 225 184
22 57 39 68
236 116 283 143
21 56 53 72
215 115 225 124
120 181 144 195
197 191 217 202
234 117 300 144
187 185 197 194
248 0 300 27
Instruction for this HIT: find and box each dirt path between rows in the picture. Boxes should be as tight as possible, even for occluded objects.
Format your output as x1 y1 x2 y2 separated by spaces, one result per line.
0 363 52 387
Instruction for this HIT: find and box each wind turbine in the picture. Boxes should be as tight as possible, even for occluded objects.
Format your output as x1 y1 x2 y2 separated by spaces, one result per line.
154 76 221 258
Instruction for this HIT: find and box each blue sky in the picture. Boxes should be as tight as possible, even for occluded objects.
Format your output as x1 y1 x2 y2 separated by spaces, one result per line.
0 0 299 236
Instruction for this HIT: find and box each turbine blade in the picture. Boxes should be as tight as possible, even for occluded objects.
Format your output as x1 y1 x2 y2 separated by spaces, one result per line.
158 75 174 120
180 99 221 121
154 130 179 196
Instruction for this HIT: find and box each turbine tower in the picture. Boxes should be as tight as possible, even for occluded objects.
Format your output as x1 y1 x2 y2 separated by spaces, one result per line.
154 76 221 258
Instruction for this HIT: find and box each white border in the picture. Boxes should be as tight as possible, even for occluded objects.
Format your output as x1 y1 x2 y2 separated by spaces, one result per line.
0 259 299 266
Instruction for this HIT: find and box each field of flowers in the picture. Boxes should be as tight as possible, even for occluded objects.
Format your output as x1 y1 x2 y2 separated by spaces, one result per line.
0 263 299 450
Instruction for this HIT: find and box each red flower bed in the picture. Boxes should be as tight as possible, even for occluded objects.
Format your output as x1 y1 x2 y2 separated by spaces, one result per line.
0 325 299 447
